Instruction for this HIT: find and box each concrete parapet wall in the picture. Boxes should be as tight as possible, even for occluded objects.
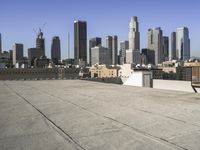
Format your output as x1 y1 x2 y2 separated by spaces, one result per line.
153 79 200 93
0 68 89 80
0 68 58 80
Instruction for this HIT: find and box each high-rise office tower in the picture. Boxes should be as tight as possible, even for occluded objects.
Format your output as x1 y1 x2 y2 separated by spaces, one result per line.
112 35 118 65
119 41 129 65
126 49 141 65
89 37 101 65
13 43 23 66
147 27 163 64
0 33 2 53
129 16 140 50
74 20 87 64
126 16 140 65
163 36 169 61
91 46 111 66
176 27 190 60
51 36 61 64
28 29 45 66
36 29 45 56
141 49 155 65
171 32 177 60
9 50 13 65
106 36 112 50
105 35 118 65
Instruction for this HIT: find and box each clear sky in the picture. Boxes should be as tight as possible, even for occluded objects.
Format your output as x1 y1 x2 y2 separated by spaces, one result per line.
0 0 200 59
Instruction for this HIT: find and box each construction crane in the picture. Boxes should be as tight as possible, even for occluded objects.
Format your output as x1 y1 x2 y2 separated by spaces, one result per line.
32 22 47 38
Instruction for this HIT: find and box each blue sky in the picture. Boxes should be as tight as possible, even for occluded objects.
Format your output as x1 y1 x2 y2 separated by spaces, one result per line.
0 0 200 59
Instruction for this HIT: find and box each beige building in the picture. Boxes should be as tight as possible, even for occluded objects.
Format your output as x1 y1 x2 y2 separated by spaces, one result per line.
90 65 119 78
162 61 177 73
184 62 200 67
163 67 177 73
184 62 200 86
162 60 185 73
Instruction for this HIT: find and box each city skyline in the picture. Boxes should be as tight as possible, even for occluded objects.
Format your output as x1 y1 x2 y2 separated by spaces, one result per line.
0 0 200 59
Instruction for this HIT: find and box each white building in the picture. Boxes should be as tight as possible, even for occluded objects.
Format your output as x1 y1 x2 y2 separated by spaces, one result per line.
176 27 190 60
118 64 133 78
124 71 152 87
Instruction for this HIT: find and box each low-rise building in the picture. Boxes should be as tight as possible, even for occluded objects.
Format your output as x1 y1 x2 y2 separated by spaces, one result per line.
151 69 164 79
90 65 119 78
184 62 200 67
0 51 13 68
162 60 183 73
124 70 153 87
28 48 44 66
192 66 200 87
34 56 49 68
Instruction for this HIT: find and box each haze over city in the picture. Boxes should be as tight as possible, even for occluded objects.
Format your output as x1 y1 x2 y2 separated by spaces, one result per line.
1 0 200 59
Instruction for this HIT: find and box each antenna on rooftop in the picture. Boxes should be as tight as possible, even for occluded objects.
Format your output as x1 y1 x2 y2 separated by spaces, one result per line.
68 32 70 59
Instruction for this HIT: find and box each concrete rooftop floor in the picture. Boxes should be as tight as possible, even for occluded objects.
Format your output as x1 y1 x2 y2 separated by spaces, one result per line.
0 80 200 150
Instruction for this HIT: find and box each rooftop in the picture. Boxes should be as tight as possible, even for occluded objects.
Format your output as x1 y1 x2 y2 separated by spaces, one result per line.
0 80 200 150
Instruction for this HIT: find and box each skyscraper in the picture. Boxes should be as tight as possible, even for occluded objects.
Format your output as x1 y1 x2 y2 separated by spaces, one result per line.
9 50 13 64
176 27 190 60
105 36 112 50
126 49 141 65
91 46 111 66
112 35 118 65
51 36 61 64
0 33 2 53
13 43 23 66
141 49 155 65
74 20 87 64
105 35 118 65
163 36 169 61
89 37 101 65
171 32 177 60
126 16 140 65
28 29 45 66
119 41 129 65
36 29 45 56
129 16 140 50
147 27 163 64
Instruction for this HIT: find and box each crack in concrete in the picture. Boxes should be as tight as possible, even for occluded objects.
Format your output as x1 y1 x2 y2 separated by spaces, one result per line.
4 82 86 150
